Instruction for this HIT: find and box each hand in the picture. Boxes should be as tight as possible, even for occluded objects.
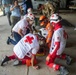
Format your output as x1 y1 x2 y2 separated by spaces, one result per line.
11 33 14 37
32 65 39 69
14 5 18 7
46 56 50 61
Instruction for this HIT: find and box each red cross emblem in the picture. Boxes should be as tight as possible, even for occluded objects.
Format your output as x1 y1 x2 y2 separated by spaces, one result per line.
52 14 54 18
24 36 34 44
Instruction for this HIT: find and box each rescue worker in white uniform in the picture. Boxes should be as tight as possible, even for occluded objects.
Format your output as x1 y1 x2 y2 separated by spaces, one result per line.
7 13 35 45
1 33 39 69
46 14 72 75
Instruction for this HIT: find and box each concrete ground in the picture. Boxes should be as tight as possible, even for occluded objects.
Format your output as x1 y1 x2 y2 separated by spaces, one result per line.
0 12 76 75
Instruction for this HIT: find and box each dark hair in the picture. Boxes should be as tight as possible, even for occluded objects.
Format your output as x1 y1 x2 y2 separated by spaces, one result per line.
37 4 43 9
12 0 18 4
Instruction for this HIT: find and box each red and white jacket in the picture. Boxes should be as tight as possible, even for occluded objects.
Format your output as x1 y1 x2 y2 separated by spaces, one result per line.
49 22 68 58
13 33 39 59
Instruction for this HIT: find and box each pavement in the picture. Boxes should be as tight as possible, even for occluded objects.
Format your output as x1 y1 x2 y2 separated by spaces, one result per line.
0 12 76 75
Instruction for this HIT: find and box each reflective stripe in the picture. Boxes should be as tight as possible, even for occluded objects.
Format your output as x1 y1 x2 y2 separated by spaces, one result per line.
53 64 56 69
47 38 52 41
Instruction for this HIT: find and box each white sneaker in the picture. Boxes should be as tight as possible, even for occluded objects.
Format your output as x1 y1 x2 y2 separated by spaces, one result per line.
13 60 22 66
59 66 69 75
74 28 76 30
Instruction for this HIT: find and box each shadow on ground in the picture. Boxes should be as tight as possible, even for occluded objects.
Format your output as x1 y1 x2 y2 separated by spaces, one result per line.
61 19 75 27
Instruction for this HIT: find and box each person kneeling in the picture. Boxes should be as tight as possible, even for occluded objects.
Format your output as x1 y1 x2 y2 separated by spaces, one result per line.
1 33 40 69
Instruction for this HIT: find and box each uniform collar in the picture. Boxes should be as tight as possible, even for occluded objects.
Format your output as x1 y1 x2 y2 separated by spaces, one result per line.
54 22 62 31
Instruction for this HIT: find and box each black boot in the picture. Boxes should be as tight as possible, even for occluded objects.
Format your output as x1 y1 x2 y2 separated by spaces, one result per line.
1 56 10 66
59 66 69 75
66 55 72 65
7 37 11 45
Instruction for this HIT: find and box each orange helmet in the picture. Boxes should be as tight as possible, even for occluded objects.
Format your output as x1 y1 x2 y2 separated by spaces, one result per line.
39 15 46 26
39 15 46 21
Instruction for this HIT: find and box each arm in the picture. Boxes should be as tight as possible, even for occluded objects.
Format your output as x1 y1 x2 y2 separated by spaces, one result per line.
20 5 23 14
31 47 40 69
2 0 11 7
46 42 60 61
50 42 60 58
18 29 24 37
31 54 35 67
31 54 39 69
46 30 53 44
28 25 33 33
46 25 53 44
10 5 16 11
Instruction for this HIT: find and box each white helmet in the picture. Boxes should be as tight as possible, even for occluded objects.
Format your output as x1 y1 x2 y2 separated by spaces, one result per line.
50 13 61 23
27 13 35 21
27 8 33 14
39 28 48 38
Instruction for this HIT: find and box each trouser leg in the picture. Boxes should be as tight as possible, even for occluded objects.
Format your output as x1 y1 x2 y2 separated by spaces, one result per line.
1 54 16 66
6 12 11 26
11 16 21 28
46 54 60 70
10 32 21 45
